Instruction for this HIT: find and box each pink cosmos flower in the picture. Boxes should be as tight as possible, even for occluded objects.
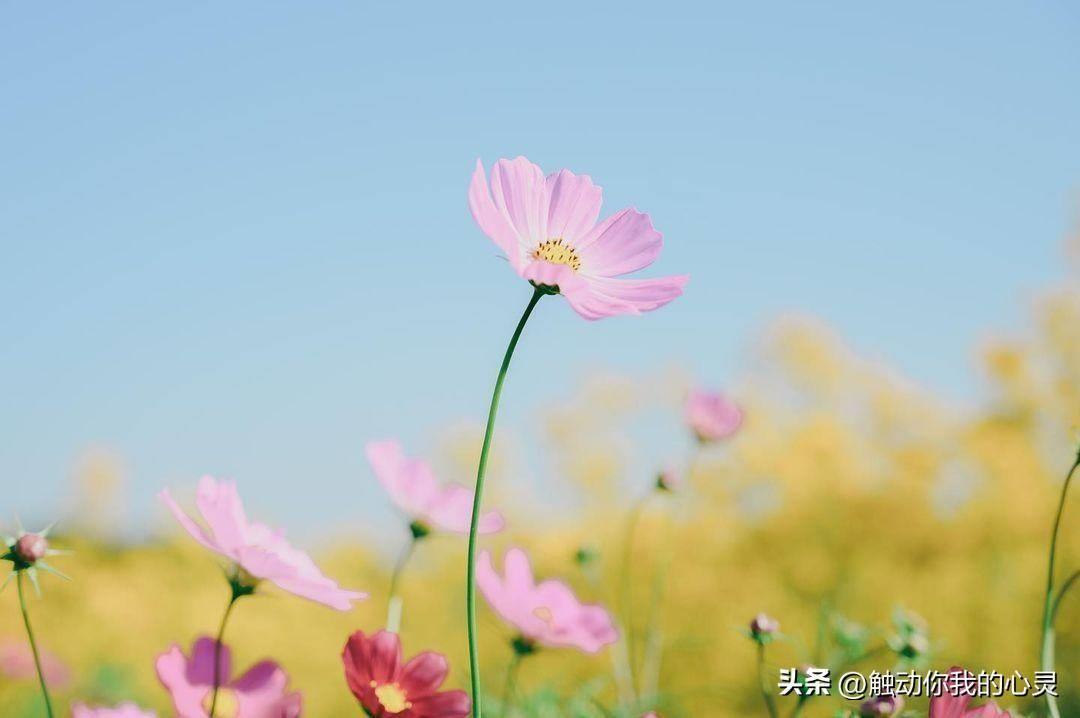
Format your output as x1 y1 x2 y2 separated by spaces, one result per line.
72 704 157 718
342 630 470 718
0 640 71 686
477 548 618 653
684 388 743 442
156 637 302 718
159 476 366 611
929 667 1013 718
365 440 504 535
469 156 688 320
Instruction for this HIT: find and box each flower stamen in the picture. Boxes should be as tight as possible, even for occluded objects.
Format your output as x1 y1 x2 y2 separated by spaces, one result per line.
372 682 412 712
533 238 581 271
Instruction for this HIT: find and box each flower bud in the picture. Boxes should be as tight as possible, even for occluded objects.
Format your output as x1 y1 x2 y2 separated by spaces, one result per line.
14 533 47 565
655 467 680 492
749 612 780 642
860 695 904 717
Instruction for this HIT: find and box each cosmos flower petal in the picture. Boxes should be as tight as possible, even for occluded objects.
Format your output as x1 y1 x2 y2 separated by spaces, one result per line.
577 208 663 277
195 476 249 554
469 159 527 271
408 690 472 718
425 484 505 534
545 169 602 246
489 156 547 254
587 274 689 313
155 644 211 718
71 703 157 718
157 489 221 554
398 651 450 698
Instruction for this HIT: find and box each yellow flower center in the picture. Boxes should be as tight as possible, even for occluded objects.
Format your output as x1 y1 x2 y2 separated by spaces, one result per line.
533 238 581 271
372 681 411 713
533 605 554 625
203 689 239 717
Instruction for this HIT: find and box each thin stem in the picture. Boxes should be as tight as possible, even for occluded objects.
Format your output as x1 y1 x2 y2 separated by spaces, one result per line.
500 652 524 717
386 537 417 633
17 572 54 718
618 492 649 697
756 642 779 718
209 592 240 718
1052 568 1080 622
466 287 545 718
1040 452 1080 718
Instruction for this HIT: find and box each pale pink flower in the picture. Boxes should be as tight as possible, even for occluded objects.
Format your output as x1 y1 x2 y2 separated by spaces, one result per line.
469 156 688 320
159 476 366 610
365 440 504 535
156 637 302 718
72 703 157 718
477 548 618 653
684 388 743 442
342 630 470 718
0 640 71 686
929 667 1013 717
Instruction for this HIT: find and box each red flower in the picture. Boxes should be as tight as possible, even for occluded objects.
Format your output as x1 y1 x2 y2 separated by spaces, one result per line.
342 630 469 718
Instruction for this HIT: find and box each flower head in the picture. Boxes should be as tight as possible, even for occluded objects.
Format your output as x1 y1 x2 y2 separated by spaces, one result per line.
365 440 504 535
685 389 743 442
72 703 157 718
342 630 470 718
929 667 1013 717
2 521 68 594
156 637 302 718
477 548 618 653
749 613 780 643
860 694 904 717
469 156 688 320
159 476 366 610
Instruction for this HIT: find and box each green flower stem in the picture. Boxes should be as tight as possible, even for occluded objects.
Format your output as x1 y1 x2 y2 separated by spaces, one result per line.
499 651 525 718
16 571 54 718
466 286 545 718
1040 450 1080 718
617 491 650 699
210 575 255 718
386 536 418 633
756 642 779 718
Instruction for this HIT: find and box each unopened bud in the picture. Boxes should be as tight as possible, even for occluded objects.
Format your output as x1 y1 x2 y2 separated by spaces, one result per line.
860 695 904 717
749 612 780 641
14 533 47 565
656 467 680 492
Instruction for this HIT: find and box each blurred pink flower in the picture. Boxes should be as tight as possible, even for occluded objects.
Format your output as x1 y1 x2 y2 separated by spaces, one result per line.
684 389 743 442
365 440 504 535
0 640 70 686
469 156 688 320
72 703 157 718
342 629 470 718
929 667 1013 717
159 476 366 611
477 548 618 653
156 637 302 718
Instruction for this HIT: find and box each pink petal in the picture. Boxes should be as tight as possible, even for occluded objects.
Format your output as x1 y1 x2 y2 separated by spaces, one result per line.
158 489 223 556
469 159 527 271
367 631 403 684
195 476 249 554
366 440 442 519
544 169 602 246
576 208 662 277
408 690 472 718
189 637 231 686
586 275 689 313
398 651 449 698
342 631 375 694
489 157 547 254
425 484 504 535
155 644 210 718
232 661 293 718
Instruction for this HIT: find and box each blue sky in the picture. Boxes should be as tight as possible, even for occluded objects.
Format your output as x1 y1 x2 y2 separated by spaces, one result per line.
2 2 1078 539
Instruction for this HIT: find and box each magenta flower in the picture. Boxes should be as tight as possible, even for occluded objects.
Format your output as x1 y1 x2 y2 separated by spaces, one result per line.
929 667 1013 718
365 440 504 535
156 637 302 718
342 630 470 718
72 704 157 718
684 388 743 442
159 476 366 610
469 156 688 320
477 548 617 653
